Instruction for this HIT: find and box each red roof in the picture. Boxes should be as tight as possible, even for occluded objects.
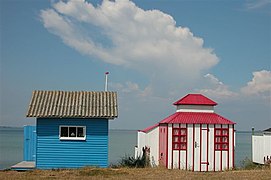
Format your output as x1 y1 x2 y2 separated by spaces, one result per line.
173 94 217 106
140 112 235 132
139 123 159 133
159 112 235 125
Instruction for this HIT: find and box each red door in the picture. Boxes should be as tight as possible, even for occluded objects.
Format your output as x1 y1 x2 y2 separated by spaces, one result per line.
159 124 168 167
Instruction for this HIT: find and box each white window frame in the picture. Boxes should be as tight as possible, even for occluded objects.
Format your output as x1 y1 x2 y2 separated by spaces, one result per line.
59 125 86 140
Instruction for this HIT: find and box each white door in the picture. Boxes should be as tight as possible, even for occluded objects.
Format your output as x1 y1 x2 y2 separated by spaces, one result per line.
200 124 209 171
193 124 209 171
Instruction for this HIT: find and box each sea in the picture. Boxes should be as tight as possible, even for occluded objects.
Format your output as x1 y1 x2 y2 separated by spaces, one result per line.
0 127 255 170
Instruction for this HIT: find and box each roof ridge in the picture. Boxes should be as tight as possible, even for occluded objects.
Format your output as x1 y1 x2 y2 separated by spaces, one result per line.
173 94 217 106
33 90 117 93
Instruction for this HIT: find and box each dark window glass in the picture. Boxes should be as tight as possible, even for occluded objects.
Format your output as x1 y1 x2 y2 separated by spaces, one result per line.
61 127 68 137
77 127 84 137
69 127 76 137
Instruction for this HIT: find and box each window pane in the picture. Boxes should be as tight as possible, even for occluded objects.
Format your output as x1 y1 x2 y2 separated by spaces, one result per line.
173 136 179 143
61 127 68 137
77 127 84 137
180 136 186 142
180 144 186 150
174 144 179 150
69 127 76 137
173 129 179 135
222 137 228 142
216 130 221 135
223 130 228 135
181 129 186 135
222 144 228 150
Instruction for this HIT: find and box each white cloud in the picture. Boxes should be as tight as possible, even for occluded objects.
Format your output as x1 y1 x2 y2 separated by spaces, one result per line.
241 70 271 98
244 0 271 10
39 1 270 130
110 81 153 98
197 74 237 100
198 70 271 101
40 0 219 97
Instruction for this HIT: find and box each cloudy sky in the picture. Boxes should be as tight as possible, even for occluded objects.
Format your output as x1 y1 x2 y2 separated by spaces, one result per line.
1 0 270 131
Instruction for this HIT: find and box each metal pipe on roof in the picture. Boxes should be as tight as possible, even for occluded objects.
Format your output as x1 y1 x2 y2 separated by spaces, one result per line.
105 72 109 91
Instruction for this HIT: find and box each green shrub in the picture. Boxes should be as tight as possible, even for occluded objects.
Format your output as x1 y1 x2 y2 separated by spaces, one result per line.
240 157 262 170
113 155 147 168
113 147 151 168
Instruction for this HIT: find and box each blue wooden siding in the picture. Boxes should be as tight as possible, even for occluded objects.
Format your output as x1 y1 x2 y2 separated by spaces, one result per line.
36 118 108 169
23 126 36 161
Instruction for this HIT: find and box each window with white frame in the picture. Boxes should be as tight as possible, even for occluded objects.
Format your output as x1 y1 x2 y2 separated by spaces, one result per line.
59 126 86 140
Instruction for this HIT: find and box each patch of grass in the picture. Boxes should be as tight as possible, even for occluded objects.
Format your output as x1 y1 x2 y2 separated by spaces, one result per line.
1 167 271 180
79 167 128 177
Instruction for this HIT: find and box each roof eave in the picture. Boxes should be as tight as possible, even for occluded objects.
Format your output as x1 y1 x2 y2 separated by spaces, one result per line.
173 102 217 106
28 116 118 119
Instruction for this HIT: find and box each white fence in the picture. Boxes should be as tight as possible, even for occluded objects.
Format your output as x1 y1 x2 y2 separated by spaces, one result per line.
252 135 271 164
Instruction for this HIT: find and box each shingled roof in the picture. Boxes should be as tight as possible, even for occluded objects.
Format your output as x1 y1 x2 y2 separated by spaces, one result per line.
26 90 118 119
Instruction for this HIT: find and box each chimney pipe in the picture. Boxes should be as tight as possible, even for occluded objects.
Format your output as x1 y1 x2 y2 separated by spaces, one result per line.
105 72 109 91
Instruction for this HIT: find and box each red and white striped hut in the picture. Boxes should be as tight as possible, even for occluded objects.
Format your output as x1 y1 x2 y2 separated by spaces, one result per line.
135 94 236 171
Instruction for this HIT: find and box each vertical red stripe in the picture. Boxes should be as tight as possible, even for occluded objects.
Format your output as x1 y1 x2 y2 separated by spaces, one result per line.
200 124 202 172
159 126 161 167
207 124 209 172
192 124 195 171
171 124 173 169
220 124 222 171
178 124 181 169
213 124 216 171
232 124 235 169
185 124 188 170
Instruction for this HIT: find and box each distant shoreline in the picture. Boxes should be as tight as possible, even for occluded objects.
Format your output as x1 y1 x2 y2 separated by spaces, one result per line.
0 126 23 129
0 126 261 133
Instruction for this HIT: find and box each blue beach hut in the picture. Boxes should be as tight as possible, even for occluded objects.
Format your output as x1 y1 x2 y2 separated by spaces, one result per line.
21 90 118 169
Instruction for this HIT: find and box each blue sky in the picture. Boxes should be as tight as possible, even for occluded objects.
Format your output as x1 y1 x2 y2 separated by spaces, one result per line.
1 0 270 131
